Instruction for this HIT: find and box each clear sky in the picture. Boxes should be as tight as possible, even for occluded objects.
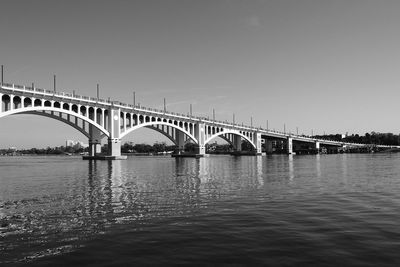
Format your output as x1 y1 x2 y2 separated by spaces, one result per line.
1 0 400 148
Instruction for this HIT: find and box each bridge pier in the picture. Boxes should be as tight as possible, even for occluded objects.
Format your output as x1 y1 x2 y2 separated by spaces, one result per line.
265 139 273 154
234 135 242 152
254 132 263 155
315 141 320 153
174 130 185 155
194 122 206 156
287 137 294 154
172 122 205 158
83 107 126 160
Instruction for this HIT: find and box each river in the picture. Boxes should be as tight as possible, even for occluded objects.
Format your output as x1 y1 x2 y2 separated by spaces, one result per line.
1 154 400 266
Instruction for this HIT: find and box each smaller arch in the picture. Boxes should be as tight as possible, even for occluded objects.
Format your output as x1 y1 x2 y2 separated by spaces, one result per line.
13 96 22 109
88 107 95 120
139 115 144 123
72 104 79 113
205 130 256 149
63 103 70 110
132 114 137 125
145 116 150 122
44 101 52 107
54 102 61 109
24 97 32 108
34 99 42 107
80 105 87 116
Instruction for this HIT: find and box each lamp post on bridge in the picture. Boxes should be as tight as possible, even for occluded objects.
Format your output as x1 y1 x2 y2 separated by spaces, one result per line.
233 113 235 125
266 120 269 131
164 98 166 113
97 84 100 99
251 116 253 128
213 108 215 121
284 123 286 134
53 74 56 92
190 104 192 117
1 65 3 85
133 91 136 108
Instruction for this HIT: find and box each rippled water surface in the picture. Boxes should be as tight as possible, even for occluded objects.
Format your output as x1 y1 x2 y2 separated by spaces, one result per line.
2 154 400 266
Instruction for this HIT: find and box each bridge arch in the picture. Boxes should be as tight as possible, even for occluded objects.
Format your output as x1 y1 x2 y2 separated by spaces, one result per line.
0 106 109 137
20 110 91 138
120 121 198 144
205 130 256 149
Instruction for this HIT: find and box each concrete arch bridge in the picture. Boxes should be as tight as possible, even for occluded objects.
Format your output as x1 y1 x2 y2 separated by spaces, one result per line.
1 83 397 159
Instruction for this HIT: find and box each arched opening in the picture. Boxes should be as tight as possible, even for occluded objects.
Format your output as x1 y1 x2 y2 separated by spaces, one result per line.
24 97 32 108
132 114 137 125
1 94 10 111
13 96 22 109
145 116 150 122
88 107 95 120
72 104 78 113
103 110 109 129
63 103 70 110
80 106 87 116
126 113 131 127
34 99 42 107
44 101 52 107
96 108 103 125
205 135 233 154
139 115 144 123
54 102 61 109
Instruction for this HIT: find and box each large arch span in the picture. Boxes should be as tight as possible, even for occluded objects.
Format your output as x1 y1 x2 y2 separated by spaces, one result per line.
205 130 257 149
120 121 198 144
0 106 109 137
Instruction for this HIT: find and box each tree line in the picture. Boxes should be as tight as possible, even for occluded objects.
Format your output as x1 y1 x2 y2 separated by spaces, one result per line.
313 132 400 146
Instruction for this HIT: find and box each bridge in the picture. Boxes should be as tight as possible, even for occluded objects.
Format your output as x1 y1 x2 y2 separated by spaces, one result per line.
1 82 397 159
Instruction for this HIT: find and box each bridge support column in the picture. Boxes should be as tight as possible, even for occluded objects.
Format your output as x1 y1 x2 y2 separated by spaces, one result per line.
88 126 102 157
287 137 293 155
253 132 263 155
266 139 273 154
84 106 126 160
195 122 206 156
175 130 185 154
233 135 242 152
10 94 14 110
108 138 121 157
315 141 320 154
107 107 124 158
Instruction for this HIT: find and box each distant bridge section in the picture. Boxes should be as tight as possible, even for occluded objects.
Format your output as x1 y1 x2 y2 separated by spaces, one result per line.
1 82 398 159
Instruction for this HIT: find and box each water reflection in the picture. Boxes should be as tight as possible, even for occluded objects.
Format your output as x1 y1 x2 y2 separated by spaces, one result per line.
316 154 321 179
288 155 294 181
4 154 400 265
